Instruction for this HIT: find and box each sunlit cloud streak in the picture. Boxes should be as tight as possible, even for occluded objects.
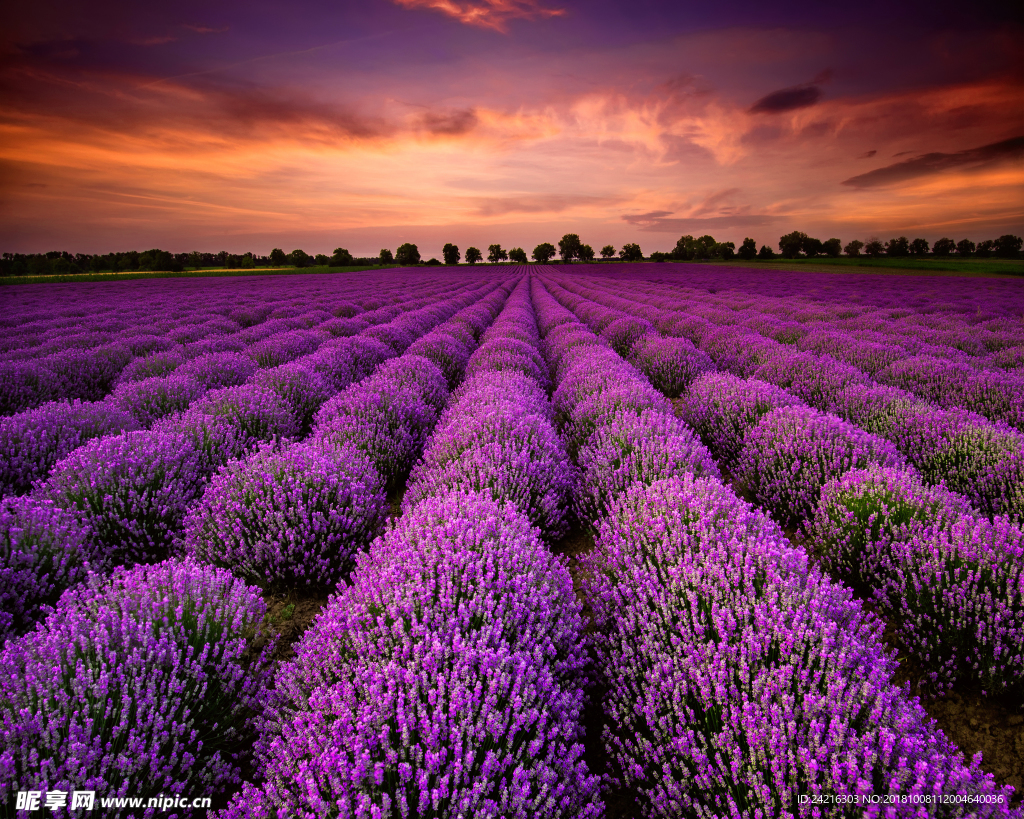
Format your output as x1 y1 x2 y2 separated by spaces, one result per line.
390 0 565 32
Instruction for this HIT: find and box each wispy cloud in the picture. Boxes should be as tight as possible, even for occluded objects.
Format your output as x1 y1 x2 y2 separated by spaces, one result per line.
841 135 1024 188
390 0 565 32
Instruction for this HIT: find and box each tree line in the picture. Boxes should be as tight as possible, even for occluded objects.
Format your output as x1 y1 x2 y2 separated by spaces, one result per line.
734 232 1023 261
4 231 1021 277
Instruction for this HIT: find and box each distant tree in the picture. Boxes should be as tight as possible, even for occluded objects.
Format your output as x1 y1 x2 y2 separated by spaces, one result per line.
619 243 643 262
379 248 394 264
956 239 976 256
187 251 202 269
863 240 885 257
714 241 735 260
600 244 616 259
757 244 775 259
558 234 582 263
216 251 229 267
90 255 105 272
737 238 757 260
673 235 697 260
465 246 483 264
532 242 555 263
695 235 717 259
975 240 995 258
578 244 595 262
822 238 842 257
649 251 671 262
995 235 1023 258
932 237 955 257
395 243 421 265
885 237 910 257
508 247 528 263
442 243 460 265
487 244 508 263
240 253 255 269
329 247 354 267
909 238 930 256
269 248 287 267
314 254 330 266
425 258 442 265
779 231 808 259
844 239 864 257
803 237 823 258
289 249 312 267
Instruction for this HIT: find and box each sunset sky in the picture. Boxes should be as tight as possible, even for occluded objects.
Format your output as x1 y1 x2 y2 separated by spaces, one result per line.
2 0 1022 258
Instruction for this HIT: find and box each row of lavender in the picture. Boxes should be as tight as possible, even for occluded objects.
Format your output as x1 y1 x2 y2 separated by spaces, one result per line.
597 268 1024 424
1 278 519 816
529 276 1016 816
547 273 1023 521
1 276 506 639
221 278 603 817
540 273 1023 698
0 272 449 416
1 277 478 495
596 263 1024 348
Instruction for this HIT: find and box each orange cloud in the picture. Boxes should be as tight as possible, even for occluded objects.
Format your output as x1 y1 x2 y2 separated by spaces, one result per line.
391 0 565 32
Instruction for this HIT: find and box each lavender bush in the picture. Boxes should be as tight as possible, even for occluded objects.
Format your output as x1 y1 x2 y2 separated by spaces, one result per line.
735 405 905 528
627 335 714 398
0 497 90 641
41 429 207 567
108 372 206 426
574 408 720 524
225 491 599 819
0 400 140 495
679 372 803 470
0 559 273 817
582 474 1013 817
251 363 333 436
183 441 387 590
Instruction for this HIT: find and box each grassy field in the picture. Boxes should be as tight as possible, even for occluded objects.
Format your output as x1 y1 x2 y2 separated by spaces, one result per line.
3 257 1022 286
693 256 1024 277
0 265 386 287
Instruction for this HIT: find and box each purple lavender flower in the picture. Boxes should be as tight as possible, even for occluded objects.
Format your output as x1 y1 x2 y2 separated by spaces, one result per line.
176 351 259 389
581 475 1014 816
108 372 207 426
114 349 187 385
809 465 974 595
574 408 720 524
0 360 60 415
0 400 140 495
736 405 906 528
225 491 599 819
0 558 273 817
41 429 207 567
881 515 1024 694
187 383 300 443
627 335 714 398
599 315 655 356
0 497 90 640
183 441 387 590
251 362 334 436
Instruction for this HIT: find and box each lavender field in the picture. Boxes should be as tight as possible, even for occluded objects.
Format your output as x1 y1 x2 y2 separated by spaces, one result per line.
1 265 1023 818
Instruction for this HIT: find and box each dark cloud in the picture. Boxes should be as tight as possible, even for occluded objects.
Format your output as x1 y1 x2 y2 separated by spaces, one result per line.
749 84 821 114
418 108 478 135
841 135 1024 188
859 149 877 159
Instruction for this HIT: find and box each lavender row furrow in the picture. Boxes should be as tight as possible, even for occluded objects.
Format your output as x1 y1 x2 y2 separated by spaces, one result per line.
545 273 1024 522
220 276 602 818
530 274 1015 817
1 280 505 642
0 280 477 496
1 274 464 415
